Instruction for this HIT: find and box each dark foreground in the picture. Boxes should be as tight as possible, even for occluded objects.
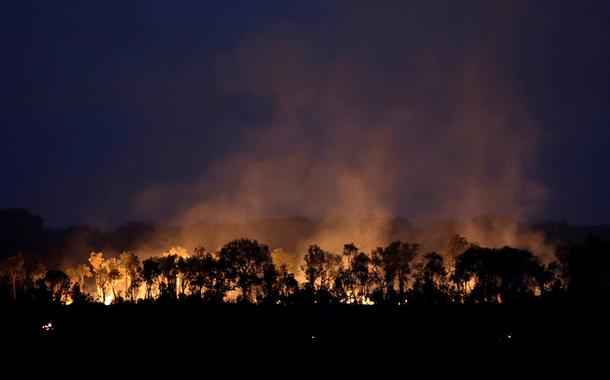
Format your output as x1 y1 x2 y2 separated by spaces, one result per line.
3 303 609 362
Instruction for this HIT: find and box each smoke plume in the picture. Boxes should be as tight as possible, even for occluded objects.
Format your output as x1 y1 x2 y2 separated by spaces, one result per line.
133 5 550 263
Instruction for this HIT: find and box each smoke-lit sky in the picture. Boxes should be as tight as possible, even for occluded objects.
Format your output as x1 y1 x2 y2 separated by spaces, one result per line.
1 1 609 227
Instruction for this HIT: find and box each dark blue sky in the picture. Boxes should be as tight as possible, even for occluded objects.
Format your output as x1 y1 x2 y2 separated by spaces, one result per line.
1 1 609 227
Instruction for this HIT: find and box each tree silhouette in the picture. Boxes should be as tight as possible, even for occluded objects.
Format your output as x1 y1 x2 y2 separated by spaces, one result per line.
156 254 178 299
396 242 418 297
411 252 450 303
107 265 122 303
1 212 608 309
0 254 25 301
180 251 203 297
351 252 371 299
219 238 272 303
204 251 233 303
276 264 299 303
422 252 447 285
43 269 71 303
302 244 326 292
369 247 386 302
261 262 279 303
89 252 110 302
377 241 418 301
142 257 160 300
118 251 141 301
454 246 544 303
342 243 359 297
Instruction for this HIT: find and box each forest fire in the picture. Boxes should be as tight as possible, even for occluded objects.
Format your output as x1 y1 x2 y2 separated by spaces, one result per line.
343 290 375 305
0 232 571 308
0 0 607 365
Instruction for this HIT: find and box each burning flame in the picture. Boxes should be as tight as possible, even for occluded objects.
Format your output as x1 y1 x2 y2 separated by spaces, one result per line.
61 293 73 305
343 290 375 305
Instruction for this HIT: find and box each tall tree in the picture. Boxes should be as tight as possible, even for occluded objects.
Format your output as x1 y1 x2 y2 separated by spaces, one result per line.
142 258 160 300
65 264 92 290
351 252 371 298
276 264 299 302
89 252 109 303
43 269 71 303
118 251 141 301
411 252 450 304
369 247 385 301
106 258 122 303
0 254 25 300
157 254 178 299
219 238 272 302
302 244 326 291
379 241 418 300
422 252 447 286
454 246 544 303
396 242 418 296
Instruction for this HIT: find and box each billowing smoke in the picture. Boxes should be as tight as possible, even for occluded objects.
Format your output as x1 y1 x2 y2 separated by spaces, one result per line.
132 5 551 265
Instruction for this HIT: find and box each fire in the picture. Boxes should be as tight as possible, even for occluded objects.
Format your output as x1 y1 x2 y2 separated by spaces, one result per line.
343 290 375 305
104 293 114 305
61 292 73 305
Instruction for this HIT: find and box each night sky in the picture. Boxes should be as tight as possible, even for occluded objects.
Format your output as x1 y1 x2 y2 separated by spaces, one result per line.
1 1 609 227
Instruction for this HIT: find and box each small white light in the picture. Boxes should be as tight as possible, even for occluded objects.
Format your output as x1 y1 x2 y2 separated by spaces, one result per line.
41 322 54 331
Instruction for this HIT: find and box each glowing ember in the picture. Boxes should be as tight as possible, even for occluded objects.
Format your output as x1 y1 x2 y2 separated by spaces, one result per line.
343 290 375 305
41 322 54 331
63 294 73 305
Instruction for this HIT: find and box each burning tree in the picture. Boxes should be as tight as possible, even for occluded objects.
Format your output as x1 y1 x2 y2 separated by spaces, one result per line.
65 264 92 290
119 251 141 301
106 258 122 303
89 252 110 303
5 229 603 308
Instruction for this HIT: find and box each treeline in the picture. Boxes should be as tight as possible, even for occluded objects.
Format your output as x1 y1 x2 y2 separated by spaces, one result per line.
4 208 610 270
2 235 609 306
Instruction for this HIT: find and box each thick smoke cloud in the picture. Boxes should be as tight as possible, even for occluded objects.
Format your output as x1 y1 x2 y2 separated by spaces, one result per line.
133 3 550 261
